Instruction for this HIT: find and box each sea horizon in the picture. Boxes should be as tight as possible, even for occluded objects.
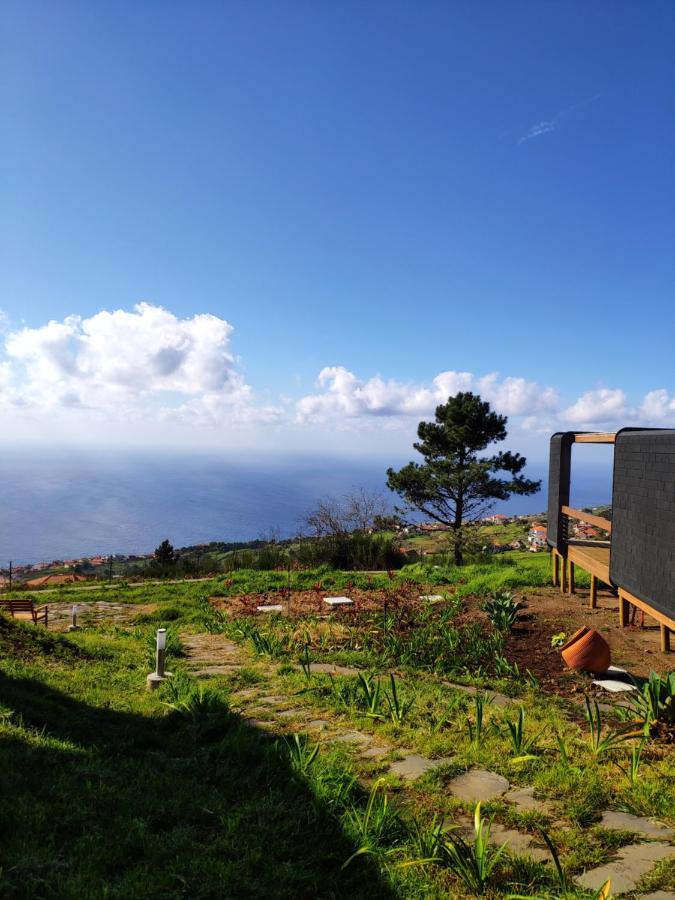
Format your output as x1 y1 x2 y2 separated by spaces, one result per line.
1 446 614 566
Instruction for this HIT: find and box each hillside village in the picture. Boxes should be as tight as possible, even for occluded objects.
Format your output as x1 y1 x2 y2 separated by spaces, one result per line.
0 508 614 588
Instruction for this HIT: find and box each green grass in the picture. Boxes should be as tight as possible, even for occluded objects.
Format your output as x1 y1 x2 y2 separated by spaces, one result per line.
1 561 672 899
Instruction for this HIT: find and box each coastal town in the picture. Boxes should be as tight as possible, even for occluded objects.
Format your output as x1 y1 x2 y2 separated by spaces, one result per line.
0 508 612 588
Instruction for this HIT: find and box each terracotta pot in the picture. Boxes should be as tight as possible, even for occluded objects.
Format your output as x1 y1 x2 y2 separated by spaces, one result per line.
560 626 611 674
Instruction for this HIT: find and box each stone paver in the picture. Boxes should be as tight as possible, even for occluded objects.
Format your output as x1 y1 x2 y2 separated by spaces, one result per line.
489 823 549 861
599 810 674 840
641 892 675 900
276 708 307 719
443 681 512 707
419 595 445 603
504 785 555 816
258 695 284 705
448 769 510 803
302 663 362 676
257 604 283 613
390 753 452 782
577 843 674 895
324 597 353 606
192 665 238 676
334 731 372 745
306 719 330 731
361 746 390 758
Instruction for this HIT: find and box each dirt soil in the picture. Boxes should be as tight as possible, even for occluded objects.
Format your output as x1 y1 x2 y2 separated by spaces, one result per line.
211 582 672 699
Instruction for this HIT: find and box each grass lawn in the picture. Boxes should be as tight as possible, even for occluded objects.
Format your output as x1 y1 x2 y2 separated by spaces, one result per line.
1 559 673 898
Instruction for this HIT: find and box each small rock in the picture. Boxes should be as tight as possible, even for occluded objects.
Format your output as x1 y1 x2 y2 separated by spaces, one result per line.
577 842 674 894
599 811 674 840
390 753 452 782
448 769 510 803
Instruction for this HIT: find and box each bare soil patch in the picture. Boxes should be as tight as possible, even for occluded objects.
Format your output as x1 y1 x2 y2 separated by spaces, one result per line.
210 581 671 699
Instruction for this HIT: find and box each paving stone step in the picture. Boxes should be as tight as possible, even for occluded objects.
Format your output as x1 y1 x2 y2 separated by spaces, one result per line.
577 842 674 895
598 810 674 840
389 753 452 782
448 769 510 803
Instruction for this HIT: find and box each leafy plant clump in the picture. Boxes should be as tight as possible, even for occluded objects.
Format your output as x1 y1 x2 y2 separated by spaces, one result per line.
482 590 525 632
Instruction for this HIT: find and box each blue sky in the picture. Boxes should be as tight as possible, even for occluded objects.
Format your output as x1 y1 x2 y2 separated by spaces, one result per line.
1 1 674 460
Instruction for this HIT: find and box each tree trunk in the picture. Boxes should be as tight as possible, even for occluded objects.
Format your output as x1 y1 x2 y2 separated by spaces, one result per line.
453 499 464 566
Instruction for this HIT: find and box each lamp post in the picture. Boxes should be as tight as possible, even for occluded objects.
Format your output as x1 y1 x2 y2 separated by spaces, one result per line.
146 628 170 690
68 605 80 632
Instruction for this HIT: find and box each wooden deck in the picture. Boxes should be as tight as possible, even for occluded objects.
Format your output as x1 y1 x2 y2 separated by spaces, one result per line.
567 543 610 583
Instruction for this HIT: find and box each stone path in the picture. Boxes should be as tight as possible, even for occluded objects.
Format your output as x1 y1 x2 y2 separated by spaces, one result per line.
182 634 243 676
183 633 674 896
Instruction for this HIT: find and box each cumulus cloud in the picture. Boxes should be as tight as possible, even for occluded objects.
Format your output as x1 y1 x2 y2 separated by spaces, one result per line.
296 367 558 422
0 303 275 424
561 388 629 425
640 389 675 423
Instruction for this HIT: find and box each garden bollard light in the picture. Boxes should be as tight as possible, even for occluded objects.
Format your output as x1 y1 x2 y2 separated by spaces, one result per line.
146 628 170 690
68 605 80 632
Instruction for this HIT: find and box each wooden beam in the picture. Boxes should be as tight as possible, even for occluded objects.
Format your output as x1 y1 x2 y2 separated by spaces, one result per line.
618 589 675 643
561 557 568 593
552 550 560 586
620 593 631 627
661 625 671 654
569 561 576 594
561 505 612 532
590 575 598 609
572 433 616 444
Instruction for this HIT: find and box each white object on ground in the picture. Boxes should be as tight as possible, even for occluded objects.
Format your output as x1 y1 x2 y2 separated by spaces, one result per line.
592 665 638 693
419 594 445 602
257 605 283 612
324 597 353 606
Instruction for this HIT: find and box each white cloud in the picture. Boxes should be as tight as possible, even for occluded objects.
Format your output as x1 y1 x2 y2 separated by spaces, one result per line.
640 389 675 423
1 303 673 450
1 303 275 424
561 388 629 425
296 367 557 422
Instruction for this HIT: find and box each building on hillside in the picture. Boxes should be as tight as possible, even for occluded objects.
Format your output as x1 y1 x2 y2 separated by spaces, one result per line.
528 523 548 550
486 513 511 524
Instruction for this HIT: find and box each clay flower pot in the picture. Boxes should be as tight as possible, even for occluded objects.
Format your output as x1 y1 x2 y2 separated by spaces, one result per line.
560 626 611 674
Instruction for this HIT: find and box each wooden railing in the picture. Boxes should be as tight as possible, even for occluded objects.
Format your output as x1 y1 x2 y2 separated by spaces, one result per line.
560 505 612 533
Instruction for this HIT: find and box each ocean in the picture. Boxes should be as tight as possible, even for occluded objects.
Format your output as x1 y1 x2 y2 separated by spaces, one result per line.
0 447 613 565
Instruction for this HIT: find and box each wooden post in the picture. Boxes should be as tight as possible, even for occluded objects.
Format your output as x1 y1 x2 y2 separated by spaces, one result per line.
590 575 598 609
661 625 671 653
552 551 560 587
561 557 568 593
619 593 630 627
569 561 575 594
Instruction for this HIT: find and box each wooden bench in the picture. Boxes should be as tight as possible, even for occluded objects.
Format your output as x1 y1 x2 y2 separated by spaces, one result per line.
0 598 49 627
